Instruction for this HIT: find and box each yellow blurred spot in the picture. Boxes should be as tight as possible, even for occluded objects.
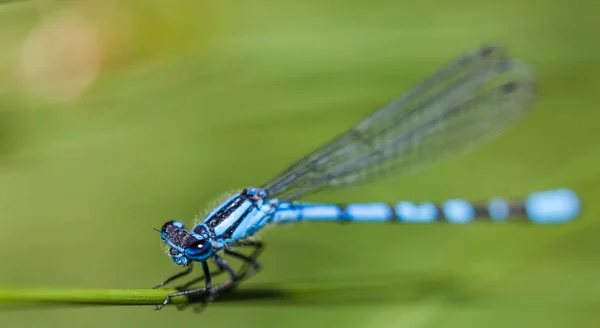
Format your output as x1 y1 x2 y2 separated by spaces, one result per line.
79 1 133 67
19 7 102 103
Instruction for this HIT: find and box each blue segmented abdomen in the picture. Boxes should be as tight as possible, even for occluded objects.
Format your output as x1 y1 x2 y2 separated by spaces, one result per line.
271 189 580 224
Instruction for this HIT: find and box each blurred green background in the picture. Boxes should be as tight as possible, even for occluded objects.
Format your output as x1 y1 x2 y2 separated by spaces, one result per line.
0 0 599 327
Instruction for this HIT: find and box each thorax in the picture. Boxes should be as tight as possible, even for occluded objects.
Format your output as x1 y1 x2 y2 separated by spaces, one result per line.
197 188 276 245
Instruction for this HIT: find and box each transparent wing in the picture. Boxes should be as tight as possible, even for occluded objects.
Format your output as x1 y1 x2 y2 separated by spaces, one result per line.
261 44 536 201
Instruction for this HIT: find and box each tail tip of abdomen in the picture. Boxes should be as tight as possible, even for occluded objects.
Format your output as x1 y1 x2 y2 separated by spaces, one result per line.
525 188 581 223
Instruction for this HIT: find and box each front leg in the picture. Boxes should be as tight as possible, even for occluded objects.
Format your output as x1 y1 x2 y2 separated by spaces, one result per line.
156 261 212 311
174 257 228 291
178 255 241 312
156 256 240 312
153 264 192 289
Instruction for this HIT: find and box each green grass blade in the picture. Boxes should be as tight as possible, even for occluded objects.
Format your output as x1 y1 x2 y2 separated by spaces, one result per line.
0 287 184 306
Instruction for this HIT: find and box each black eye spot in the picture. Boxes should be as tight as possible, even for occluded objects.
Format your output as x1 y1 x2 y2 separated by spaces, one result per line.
169 248 179 256
190 240 207 250
185 239 213 259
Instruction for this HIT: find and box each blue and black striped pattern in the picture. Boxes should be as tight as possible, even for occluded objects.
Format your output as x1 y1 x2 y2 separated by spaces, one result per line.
272 189 580 224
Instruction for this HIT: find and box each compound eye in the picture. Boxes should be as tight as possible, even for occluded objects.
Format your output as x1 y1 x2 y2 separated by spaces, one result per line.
188 240 208 253
185 239 213 260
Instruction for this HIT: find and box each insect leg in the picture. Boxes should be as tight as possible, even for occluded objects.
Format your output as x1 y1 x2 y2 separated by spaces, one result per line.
152 264 192 289
186 255 239 313
174 258 228 291
226 240 264 279
155 261 213 311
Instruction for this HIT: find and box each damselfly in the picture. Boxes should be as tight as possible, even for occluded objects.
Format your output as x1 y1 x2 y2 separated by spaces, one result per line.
154 44 581 311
